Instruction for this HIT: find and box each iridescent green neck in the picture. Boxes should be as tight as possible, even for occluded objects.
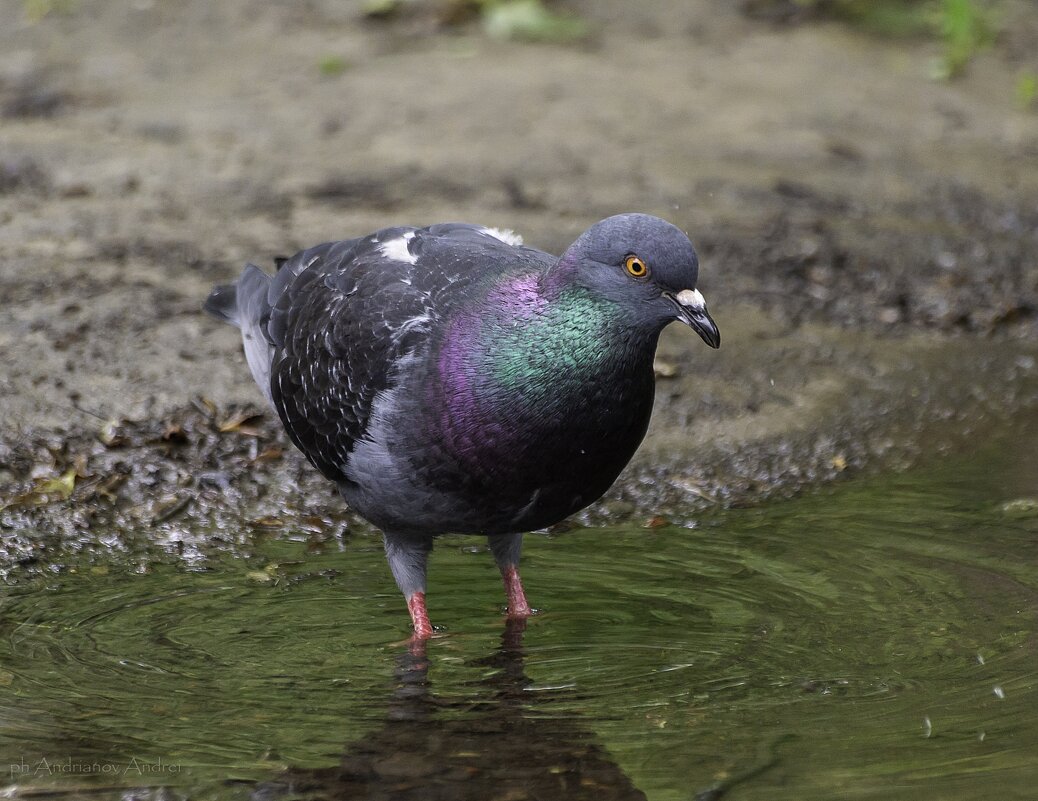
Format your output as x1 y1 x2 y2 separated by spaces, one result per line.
433 274 652 471
488 285 618 390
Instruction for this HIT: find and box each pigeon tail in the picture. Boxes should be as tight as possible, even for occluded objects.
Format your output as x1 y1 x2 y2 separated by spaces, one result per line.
203 282 239 326
204 264 276 407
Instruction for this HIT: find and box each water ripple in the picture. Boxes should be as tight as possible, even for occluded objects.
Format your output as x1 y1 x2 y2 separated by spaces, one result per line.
0 427 1036 800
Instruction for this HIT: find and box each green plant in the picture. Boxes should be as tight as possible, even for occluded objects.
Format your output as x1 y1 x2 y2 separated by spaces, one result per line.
757 1 998 80
481 0 587 43
317 55 350 77
23 0 76 22
1016 72 1038 110
829 0 934 37
934 0 994 78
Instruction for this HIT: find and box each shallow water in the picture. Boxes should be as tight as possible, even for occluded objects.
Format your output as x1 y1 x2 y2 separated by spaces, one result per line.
1 417 1036 801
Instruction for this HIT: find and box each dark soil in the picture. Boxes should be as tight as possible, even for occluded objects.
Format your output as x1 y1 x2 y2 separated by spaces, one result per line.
2 0 1037 571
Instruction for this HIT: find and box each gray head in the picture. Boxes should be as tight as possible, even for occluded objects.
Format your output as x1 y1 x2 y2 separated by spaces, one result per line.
559 213 720 348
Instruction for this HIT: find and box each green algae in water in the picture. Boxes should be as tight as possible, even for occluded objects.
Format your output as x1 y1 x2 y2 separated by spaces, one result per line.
0 423 1036 800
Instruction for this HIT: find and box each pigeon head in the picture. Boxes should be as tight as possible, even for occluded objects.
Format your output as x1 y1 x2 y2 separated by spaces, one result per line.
558 213 720 348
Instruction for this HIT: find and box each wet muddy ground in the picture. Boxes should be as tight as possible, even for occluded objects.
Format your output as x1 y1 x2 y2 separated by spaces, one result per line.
2 0 1038 566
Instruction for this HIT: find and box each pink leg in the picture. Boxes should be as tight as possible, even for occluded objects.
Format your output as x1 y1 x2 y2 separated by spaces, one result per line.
407 592 434 639
501 565 533 619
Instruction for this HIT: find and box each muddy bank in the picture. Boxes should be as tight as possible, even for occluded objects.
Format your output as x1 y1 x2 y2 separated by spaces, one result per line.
1 0 1037 569
3 323 1036 576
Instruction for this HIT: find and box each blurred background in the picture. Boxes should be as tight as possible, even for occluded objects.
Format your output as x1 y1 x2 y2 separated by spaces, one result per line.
2 0 1036 432
1 3 1038 800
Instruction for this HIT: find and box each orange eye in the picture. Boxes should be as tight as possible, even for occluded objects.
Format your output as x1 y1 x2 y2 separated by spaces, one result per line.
624 255 648 278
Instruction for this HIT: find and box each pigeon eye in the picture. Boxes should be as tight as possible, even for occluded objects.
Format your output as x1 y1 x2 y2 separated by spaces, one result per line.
624 255 648 278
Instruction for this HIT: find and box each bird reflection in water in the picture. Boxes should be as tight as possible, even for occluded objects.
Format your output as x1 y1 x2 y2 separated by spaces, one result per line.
253 619 648 801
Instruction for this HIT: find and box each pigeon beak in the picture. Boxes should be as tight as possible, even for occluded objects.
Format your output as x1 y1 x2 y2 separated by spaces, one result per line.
670 289 720 349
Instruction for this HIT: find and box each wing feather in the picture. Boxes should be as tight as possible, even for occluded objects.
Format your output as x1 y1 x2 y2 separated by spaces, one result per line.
264 224 534 484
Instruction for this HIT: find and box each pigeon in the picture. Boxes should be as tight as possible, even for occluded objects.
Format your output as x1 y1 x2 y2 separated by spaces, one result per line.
205 214 719 638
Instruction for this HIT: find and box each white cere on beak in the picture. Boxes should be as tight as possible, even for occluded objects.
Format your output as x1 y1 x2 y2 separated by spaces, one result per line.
675 288 706 310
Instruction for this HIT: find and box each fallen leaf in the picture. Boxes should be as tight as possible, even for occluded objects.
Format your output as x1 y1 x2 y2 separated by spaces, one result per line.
150 496 192 524
671 477 719 503
36 468 77 501
162 422 189 443
193 396 218 417
5 468 79 508
250 446 284 464
218 409 265 436
94 472 128 502
298 515 329 533
99 419 128 447
247 563 280 583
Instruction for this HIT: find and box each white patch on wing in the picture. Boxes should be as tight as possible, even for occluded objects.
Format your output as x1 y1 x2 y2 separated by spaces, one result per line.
675 288 706 310
392 313 432 343
380 231 417 265
480 227 523 247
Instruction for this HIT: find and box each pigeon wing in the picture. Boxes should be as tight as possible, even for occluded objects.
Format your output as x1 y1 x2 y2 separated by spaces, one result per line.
266 225 532 484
